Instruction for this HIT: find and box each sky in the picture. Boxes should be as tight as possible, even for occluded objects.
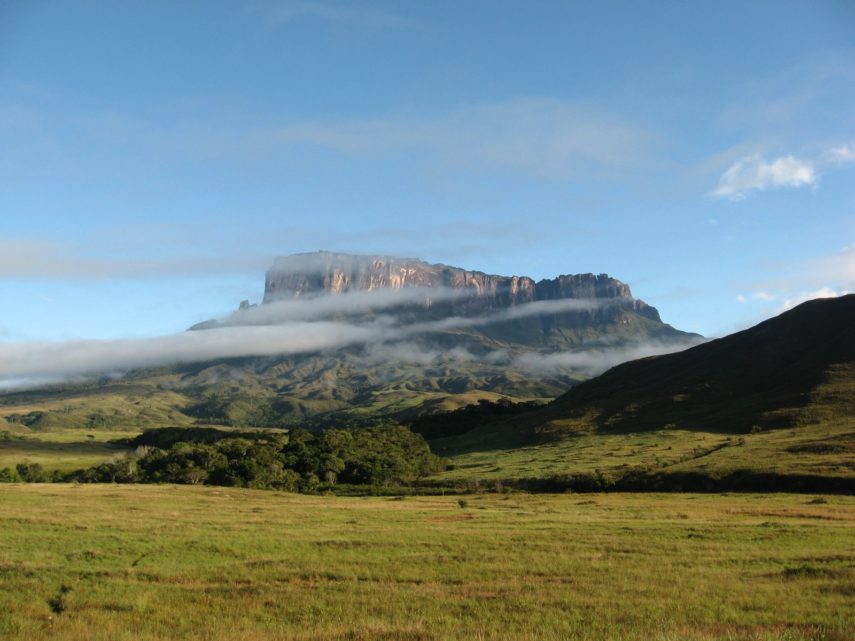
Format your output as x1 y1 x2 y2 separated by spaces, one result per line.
1 0 854 352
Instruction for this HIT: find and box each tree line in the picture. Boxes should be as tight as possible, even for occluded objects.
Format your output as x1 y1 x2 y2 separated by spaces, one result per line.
0 425 445 492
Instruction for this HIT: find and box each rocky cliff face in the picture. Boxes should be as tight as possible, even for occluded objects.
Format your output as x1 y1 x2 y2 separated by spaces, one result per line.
263 251 661 321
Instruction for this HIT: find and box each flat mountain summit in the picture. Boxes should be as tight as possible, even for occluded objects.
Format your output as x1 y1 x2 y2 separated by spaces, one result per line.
263 251 661 322
198 252 688 347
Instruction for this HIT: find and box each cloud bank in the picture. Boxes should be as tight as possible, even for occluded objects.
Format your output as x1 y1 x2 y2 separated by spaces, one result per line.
513 339 698 376
0 292 673 390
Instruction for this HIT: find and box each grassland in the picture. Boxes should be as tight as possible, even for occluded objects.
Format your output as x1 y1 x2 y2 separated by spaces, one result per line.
432 420 855 486
0 430 134 472
0 485 852 641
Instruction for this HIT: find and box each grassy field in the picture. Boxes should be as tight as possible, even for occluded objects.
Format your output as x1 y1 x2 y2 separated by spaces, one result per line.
432 420 855 485
0 430 135 472
0 485 852 641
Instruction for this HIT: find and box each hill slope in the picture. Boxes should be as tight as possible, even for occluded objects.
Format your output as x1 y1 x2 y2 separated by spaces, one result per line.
537 294 855 435
431 296 855 489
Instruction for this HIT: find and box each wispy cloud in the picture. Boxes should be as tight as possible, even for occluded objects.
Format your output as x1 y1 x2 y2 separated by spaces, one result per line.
265 2 414 29
710 154 816 201
0 240 268 281
734 243 855 318
512 339 700 377
267 99 656 180
719 53 855 129
0 293 650 389
0 218 555 282
0 321 378 388
2 96 656 188
826 144 855 164
780 286 848 312
213 287 466 326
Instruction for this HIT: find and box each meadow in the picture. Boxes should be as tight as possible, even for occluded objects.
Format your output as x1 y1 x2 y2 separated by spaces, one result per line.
432 420 855 486
0 429 132 472
0 485 852 641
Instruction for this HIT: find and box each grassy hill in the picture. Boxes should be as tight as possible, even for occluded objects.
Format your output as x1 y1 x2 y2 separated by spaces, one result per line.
431 296 855 491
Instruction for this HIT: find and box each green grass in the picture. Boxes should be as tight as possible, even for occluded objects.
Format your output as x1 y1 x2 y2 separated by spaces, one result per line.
434 429 731 481
0 485 852 640
0 430 135 472
432 420 855 485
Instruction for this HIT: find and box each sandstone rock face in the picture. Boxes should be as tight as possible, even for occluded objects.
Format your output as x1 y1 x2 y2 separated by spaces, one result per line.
263 251 661 321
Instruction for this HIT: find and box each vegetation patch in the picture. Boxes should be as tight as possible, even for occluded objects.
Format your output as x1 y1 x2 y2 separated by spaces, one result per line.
0 486 852 641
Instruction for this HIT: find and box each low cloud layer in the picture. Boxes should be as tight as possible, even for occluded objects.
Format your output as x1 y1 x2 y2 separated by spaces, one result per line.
0 292 662 390
513 339 699 376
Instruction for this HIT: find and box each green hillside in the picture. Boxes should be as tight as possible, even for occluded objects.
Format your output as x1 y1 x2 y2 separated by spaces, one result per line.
431 296 855 490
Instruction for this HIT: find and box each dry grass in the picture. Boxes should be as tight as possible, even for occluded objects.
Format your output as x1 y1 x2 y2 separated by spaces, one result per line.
1 485 852 640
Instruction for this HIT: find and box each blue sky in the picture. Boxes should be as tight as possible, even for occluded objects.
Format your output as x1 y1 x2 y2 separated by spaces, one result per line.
1 0 854 344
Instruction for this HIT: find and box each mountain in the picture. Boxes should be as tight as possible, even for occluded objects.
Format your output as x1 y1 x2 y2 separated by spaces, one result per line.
263 251 660 318
431 295 855 490
537 293 855 435
0 253 698 430
220 251 693 349
196 252 678 345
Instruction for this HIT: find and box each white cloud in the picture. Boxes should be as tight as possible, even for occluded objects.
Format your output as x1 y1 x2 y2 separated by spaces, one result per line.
825 145 855 164
0 321 378 388
752 291 777 302
0 293 654 389
513 338 701 377
710 154 816 201
780 287 848 312
214 287 466 326
735 291 777 305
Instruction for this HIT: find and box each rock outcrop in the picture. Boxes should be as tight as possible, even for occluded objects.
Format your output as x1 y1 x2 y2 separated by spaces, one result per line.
263 251 660 321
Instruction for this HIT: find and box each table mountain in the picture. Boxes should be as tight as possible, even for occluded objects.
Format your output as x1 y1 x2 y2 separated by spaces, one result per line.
1 253 700 429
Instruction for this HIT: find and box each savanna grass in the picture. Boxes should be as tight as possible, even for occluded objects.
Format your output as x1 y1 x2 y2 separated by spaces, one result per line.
0 485 852 640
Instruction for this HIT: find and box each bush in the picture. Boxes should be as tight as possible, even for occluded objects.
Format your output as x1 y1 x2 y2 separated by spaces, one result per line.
16 463 46 483
0 467 21 482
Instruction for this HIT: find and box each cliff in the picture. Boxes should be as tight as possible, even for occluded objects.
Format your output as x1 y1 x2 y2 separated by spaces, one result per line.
262 251 660 321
